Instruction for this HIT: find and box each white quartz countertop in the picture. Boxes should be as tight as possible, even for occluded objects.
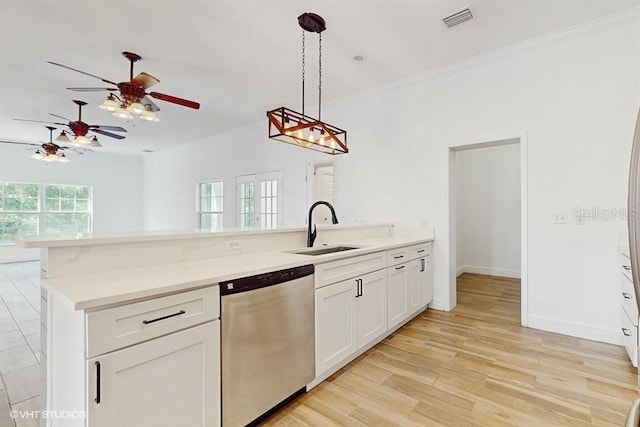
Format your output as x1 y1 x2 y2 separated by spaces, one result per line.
45 234 433 311
15 223 393 248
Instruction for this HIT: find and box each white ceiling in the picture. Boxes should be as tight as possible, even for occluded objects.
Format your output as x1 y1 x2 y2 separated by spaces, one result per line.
0 0 637 155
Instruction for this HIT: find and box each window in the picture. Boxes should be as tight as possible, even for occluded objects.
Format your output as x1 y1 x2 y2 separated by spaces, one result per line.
198 181 223 231
0 182 93 245
44 185 92 234
237 171 283 230
0 183 39 245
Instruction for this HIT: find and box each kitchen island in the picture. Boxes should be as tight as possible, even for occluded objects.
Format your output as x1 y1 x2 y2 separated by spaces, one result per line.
17 223 434 427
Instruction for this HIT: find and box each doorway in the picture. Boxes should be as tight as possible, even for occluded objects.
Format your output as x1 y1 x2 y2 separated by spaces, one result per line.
449 136 528 326
312 163 334 224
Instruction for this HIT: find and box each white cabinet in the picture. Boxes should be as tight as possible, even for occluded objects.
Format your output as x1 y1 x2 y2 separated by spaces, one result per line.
315 278 358 375
389 243 433 328
621 250 638 367
312 241 433 387
409 255 433 314
48 287 221 427
87 321 220 427
387 264 409 329
315 270 387 376
356 270 388 349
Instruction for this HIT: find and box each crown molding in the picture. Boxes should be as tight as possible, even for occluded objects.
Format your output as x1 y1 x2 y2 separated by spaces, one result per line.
327 7 640 109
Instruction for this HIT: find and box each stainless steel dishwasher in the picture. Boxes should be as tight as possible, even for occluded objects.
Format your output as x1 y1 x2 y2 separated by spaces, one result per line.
220 264 315 426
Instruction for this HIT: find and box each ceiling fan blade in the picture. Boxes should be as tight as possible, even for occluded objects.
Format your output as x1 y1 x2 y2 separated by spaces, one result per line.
66 87 118 92
91 129 126 140
47 61 118 86
14 118 67 126
89 125 127 132
133 72 160 90
140 95 160 112
149 92 200 109
0 140 40 147
49 113 71 121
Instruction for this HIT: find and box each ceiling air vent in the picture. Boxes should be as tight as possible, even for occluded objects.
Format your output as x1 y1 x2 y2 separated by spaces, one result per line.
442 6 474 28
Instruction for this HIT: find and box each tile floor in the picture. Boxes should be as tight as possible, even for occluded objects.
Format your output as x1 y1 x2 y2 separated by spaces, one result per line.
0 261 41 427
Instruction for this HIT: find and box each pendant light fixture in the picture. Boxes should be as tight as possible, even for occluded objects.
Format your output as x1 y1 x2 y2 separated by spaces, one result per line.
266 13 348 155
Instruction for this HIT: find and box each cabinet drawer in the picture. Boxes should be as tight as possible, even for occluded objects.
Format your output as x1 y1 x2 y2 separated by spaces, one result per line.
622 273 639 323
86 286 219 358
386 248 410 267
407 242 431 261
621 308 638 367
315 252 386 288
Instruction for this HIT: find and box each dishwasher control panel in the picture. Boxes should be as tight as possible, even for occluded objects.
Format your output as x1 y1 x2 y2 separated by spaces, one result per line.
219 264 314 295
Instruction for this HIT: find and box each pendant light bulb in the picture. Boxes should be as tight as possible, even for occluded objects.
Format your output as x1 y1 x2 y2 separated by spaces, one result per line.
30 150 43 160
319 134 326 146
113 106 134 120
127 101 146 115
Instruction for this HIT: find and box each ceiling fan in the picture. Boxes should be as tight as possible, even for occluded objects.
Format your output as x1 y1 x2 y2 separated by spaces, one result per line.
0 126 92 163
48 51 200 122
14 100 127 147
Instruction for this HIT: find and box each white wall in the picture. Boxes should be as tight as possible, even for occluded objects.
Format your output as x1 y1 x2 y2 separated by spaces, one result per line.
0 147 143 262
456 144 521 278
142 125 332 232
144 13 640 344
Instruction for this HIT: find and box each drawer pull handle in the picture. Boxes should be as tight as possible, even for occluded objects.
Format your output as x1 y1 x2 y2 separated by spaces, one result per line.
622 328 632 337
623 265 632 271
142 310 186 325
623 292 632 299
420 258 425 272
395 265 405 270
417 249 426 253
393 255 404 259
95 361 101 404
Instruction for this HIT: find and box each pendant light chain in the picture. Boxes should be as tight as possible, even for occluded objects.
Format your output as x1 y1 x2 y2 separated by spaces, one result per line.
301 30 306 115
318 32 322 122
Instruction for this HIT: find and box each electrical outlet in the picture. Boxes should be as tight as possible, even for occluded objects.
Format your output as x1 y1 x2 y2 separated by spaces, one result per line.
420 219 429 228
553 212 568 224
225 240 242 251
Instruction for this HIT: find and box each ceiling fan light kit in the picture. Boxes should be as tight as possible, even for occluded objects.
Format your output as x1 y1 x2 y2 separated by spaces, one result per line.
266 13 348 155
13 99 127 156
21 126 73 163
48 51 200 123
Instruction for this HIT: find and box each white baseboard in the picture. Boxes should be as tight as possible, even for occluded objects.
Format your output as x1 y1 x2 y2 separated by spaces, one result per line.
456 266 465 277
429 298 446 311
459 265 521 279
528 315 623 346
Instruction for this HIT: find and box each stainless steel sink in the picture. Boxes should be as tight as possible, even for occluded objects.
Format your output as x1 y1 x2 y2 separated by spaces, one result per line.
291 245 360 256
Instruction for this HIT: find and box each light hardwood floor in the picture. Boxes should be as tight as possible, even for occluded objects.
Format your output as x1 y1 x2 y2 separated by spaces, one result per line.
263 273 639 426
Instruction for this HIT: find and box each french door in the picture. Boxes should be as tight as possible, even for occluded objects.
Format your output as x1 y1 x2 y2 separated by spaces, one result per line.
236 171 283 230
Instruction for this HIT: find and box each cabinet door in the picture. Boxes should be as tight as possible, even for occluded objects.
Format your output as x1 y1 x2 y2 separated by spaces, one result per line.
408 259 422 314
356 270 387 349
87 321 220 427
387 264 410 329
315 279 358 376
420 255 434 307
